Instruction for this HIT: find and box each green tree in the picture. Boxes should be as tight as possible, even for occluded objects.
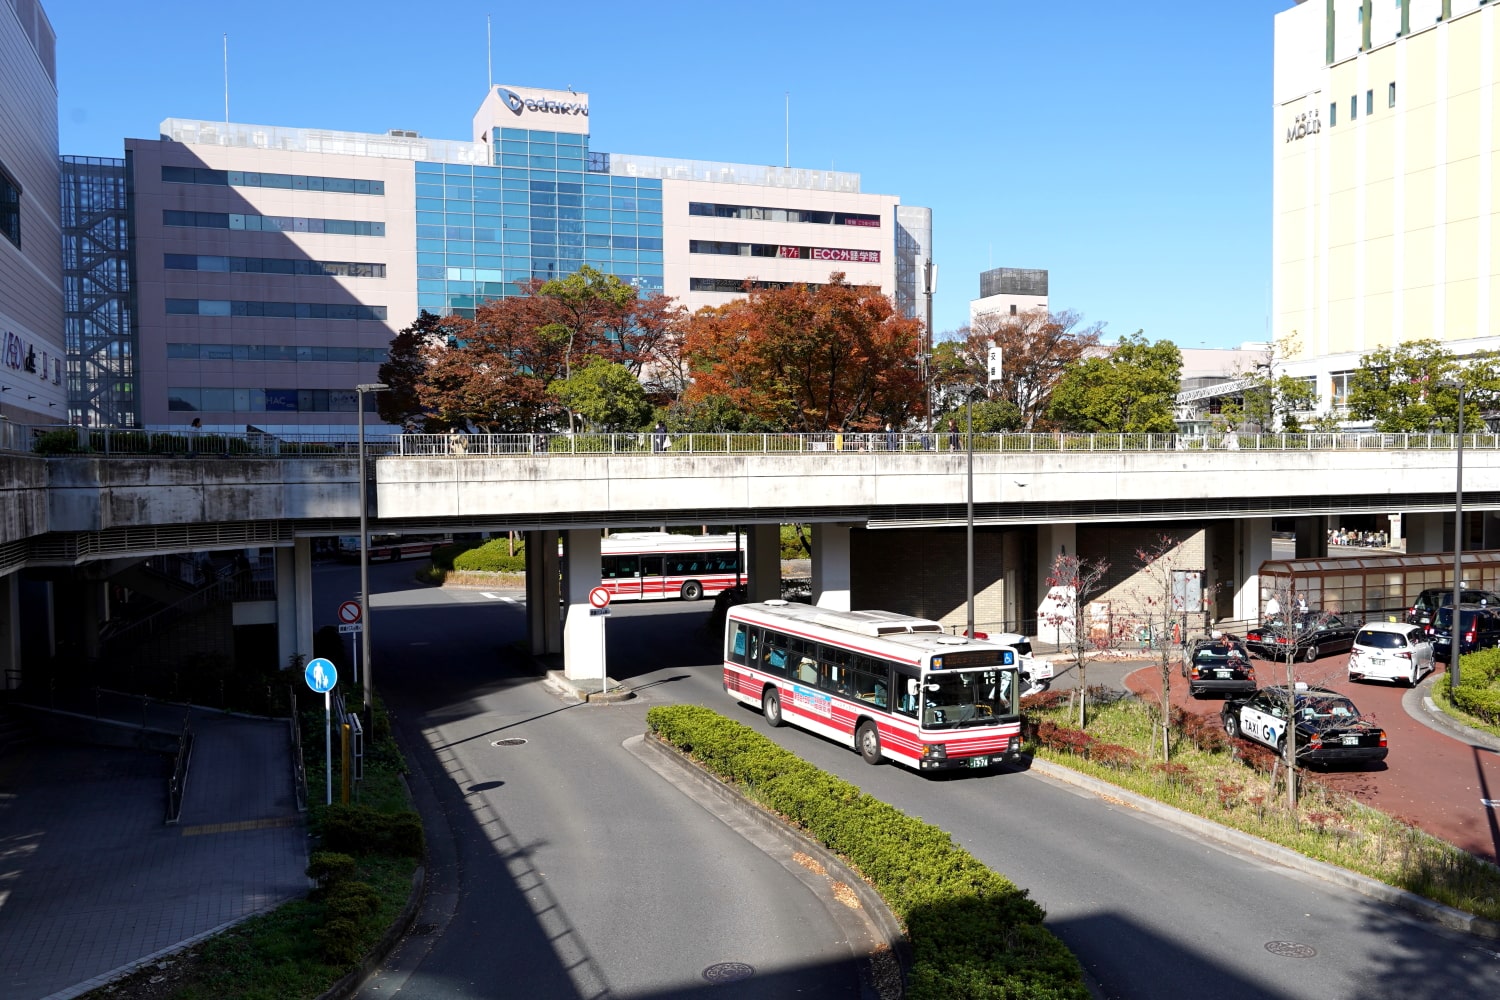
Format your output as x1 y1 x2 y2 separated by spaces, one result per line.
1227 335 1318 432
548 360 652 432
1047 333 1182 433
1346 339 1497 431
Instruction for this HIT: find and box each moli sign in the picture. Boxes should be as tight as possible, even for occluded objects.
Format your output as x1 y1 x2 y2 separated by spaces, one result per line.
1285 109 1321 143
498 87 588 118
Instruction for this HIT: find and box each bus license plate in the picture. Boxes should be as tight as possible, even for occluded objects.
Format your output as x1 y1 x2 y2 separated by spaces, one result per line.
967 756 990 768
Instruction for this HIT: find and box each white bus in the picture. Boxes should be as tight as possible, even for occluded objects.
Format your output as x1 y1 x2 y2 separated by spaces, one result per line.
600 531 744 602
723 601 1024 773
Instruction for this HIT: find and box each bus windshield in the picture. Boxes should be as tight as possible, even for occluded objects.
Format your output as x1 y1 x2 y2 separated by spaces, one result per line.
922 667 1017 729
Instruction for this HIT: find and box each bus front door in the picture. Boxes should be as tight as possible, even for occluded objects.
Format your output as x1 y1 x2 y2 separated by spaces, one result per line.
641 556 665 600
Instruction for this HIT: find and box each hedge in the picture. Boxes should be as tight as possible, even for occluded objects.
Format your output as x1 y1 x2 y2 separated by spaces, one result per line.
437 537 527 573
1449 647 1500 724
645 705 1088 1000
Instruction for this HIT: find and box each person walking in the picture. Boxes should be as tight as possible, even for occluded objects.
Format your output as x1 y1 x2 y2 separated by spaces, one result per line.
947 419 959 451
187 417 201 457
885 422 897 451
653 420 667 453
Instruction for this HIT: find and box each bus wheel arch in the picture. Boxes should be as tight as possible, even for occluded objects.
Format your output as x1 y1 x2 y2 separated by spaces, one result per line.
856 719 883 765
680 580 703 601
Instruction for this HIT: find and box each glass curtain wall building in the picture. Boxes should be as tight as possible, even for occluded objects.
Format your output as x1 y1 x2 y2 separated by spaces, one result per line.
103 84 925 431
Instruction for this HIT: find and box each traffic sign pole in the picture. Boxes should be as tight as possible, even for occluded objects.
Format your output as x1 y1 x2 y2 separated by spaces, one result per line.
324 690 332 806
589 587 612 695
304 658 338 806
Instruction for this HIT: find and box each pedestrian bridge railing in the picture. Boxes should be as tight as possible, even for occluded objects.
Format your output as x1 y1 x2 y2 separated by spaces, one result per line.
6 424 1497 458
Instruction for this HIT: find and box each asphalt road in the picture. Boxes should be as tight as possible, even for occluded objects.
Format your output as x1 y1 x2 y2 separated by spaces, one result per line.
327 566 1500 1000
322 563 864 1000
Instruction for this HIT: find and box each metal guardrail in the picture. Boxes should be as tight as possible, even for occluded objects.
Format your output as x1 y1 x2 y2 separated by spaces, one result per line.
289 682 308 813
166 726 193 825
7 423 1500 458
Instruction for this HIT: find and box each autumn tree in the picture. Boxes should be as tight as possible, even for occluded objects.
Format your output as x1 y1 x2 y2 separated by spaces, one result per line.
1047 332 1182 433
968 308 1104 430
377 311 459 430
1345 339 1499 432
682 273 925 430
1040 552 1113 728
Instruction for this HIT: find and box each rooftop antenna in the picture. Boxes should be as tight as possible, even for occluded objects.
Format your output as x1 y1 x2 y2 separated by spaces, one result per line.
785 92 790 168
222 33 229 124
486 15 492 92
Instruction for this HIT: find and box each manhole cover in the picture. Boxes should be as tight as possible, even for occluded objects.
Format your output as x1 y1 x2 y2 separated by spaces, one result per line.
490 738 528 747
702 962 755 984
1264 941 1317 959
411 922 436 936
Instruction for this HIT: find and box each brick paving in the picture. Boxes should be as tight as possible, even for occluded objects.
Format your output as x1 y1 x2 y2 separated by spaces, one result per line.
0 704 308 1000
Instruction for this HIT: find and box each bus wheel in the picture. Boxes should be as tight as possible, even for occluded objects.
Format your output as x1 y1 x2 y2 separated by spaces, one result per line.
680 580 703 601
857 721 883 765
762 689 784 727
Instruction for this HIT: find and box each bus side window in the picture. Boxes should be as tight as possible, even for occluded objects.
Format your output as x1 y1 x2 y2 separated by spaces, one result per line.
601 556 617 579
764 633 788 675
728 622 747 665
849 657 887 708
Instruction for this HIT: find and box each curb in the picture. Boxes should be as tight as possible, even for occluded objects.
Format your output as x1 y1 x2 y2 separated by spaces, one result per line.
1408 678 1500 753
629 732 907 1000
1025 756 1500 941
543 668 635 703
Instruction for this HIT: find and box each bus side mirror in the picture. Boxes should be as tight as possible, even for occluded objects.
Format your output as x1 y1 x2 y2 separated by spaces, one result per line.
906 679 920 697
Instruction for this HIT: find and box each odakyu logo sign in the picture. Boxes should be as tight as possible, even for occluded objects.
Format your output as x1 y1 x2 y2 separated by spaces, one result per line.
497 87 588 118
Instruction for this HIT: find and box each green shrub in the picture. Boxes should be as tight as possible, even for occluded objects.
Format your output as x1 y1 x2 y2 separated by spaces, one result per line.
319 804 425 857
316 916 365 965
646 705 1087 1000
306 851 358 893
32 429 82 455
1449 648 1500 724
451 538 528 573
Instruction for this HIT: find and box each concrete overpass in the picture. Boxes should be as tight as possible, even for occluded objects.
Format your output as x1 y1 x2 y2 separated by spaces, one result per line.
2 430 1493 688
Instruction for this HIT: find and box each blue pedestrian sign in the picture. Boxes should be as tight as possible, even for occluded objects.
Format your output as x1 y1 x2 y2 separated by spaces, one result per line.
305 657 337 693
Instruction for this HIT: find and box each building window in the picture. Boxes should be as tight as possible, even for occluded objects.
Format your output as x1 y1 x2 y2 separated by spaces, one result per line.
164 299 387 320
0 159 20 249
1010 304 1018 316
1330 102 1337 126
164 253 386 278
1331 370 1355 407
688 202 881 228
163 210 384 237
1366 90 1374 115
1351 95 1358 121
162 165 385 195
1389 82 1397 108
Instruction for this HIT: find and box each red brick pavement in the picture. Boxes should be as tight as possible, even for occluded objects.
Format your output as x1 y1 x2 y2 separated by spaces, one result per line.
1125 653 1500 864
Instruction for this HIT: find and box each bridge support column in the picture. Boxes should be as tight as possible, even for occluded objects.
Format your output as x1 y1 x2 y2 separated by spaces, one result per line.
0 574 18 690
78 579 107 662
812 524 851 610
526 530 562 656
275 539 314 671
1035 523 1077 600
1293 515 1329 558
1235 517 1275 622
745 524 781 602
561 529 605 682
1404 512 1446 554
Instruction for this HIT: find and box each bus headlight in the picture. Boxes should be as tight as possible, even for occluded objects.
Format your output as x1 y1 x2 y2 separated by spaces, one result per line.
921 744 948 759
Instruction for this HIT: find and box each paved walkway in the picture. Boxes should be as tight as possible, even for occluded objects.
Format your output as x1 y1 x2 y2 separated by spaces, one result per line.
0 696 309 1000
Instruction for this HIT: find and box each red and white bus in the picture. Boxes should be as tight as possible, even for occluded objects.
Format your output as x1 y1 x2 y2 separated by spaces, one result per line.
722 601 1024 772
600 532 744 602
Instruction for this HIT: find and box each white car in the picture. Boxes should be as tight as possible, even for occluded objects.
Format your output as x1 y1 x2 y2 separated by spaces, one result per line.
1347 621 1435 687
990 632 1054 695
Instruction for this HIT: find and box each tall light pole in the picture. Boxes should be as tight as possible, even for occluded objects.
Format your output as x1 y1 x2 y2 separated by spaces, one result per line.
923 259 937 434
355 382 389 712
1439 377 1465 687
966 384 977 638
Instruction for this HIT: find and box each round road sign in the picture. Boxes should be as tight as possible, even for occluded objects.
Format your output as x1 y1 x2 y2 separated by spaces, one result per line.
338 600 362 624
589 586 611 609
305 657 338 693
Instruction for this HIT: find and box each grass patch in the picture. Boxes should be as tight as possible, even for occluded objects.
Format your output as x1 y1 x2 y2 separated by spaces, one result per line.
1027 694 1500 922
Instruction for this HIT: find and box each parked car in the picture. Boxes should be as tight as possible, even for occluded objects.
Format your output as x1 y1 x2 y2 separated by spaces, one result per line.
1347 622 1436 687
1244 613 1358 662
1407 588 1500 629
1429 604 1500 662
1221 685 1388 767
1180 633 1257 699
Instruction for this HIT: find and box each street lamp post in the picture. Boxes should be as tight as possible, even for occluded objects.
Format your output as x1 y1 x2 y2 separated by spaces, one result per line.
355 382 389 712
966 384 977 638
1439 378 1465 687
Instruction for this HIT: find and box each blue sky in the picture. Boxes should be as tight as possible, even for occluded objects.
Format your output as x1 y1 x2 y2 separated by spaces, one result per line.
47 0 1294 349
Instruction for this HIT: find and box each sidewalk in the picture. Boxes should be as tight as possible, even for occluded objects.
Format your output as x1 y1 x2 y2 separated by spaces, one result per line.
0 697 309 1000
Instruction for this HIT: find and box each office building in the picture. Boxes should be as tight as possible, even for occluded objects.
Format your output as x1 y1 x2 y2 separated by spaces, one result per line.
0 0 64 423
119 85 929 432
969 267 1048 328
1273 0 1500 417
